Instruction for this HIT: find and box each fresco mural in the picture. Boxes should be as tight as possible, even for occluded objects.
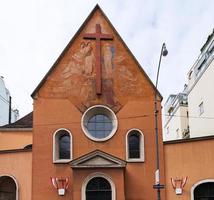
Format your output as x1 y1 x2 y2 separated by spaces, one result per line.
39 22 147 113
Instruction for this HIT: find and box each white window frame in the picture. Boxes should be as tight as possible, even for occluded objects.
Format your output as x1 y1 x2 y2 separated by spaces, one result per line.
0 174 19 200
81 105 118 142
191 179 214 200
81 172 116 200
126 128 145 162
53 128 73 163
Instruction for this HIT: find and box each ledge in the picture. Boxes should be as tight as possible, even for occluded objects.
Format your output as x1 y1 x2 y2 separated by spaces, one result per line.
164 135 214 145
0 128 33 132
0 148 32 154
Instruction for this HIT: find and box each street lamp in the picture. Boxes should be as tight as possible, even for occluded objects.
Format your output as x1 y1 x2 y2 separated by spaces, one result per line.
153 43 168 200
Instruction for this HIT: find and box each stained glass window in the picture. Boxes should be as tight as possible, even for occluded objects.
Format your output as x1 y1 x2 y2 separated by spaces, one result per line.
128 133 140 159
59 134 70 159
87 114 113 139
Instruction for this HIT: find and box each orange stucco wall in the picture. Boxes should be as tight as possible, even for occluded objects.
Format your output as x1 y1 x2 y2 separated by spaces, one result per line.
32 99 165 200
0 151 32 200
32 7 165 200
164 138 214 200
0 131 32 150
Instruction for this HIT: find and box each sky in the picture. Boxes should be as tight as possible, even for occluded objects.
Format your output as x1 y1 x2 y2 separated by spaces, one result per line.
0 0 214 117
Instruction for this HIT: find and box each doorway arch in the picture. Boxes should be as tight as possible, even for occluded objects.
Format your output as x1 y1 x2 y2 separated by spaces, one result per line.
191 179 214 200
81 172 116 200
0 174 18 200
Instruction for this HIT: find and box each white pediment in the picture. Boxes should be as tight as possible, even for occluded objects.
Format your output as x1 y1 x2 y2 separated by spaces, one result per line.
70 150 126 168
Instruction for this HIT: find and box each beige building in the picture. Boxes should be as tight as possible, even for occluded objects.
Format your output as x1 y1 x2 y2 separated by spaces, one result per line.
0 112 32 200
164 135 214 200
164 92 189 141
163 30 214 200
164 29 214 140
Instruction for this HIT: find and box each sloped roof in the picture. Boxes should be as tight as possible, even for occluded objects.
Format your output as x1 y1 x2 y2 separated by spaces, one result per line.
31 4 162 100
0 112 33 129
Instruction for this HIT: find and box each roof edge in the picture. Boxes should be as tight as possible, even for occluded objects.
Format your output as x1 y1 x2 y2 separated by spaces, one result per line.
0 148 32 154
31 4 162 100
31 4 101 98
0 128 33 132
164 135 214 145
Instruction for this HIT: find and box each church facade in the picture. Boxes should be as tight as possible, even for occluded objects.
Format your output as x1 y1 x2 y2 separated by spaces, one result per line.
30 5 164 200
1 5 214 200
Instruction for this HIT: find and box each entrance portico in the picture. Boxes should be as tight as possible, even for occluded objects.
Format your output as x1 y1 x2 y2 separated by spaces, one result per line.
70 150 126 200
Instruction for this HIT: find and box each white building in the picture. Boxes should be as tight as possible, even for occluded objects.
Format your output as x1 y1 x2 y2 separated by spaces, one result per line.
164 29 214 140
187 29 214 138
0 76 19 126
163 91 189 141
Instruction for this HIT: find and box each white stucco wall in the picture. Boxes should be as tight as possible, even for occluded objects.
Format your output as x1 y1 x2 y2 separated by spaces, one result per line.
0 77 10 126
163 105 188 141
0 77 19 126
188 59 214 137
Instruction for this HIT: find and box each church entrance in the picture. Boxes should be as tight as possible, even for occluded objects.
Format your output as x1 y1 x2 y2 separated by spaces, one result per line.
86 177 112 200
194 182 214 200
0 176 17 200
70 150 125 200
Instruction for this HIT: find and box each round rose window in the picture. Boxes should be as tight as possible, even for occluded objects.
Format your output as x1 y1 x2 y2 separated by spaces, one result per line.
81 105 118 141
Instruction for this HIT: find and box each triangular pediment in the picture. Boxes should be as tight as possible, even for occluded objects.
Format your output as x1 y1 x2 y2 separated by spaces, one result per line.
70 150 126 168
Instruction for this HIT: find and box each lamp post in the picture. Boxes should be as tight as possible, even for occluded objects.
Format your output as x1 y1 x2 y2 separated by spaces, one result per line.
153 43 168 200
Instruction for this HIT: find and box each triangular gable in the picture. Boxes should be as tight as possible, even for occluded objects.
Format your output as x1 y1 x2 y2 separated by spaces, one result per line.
31 4 162 100
70 150 126 168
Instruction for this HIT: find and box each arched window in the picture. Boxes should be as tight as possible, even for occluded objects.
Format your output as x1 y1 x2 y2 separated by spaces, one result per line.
53 128 72 163
82 173 116 200
193 181 214 200
126 129 145 162
129 134 140 158
86 177 111 200
0 175 18 200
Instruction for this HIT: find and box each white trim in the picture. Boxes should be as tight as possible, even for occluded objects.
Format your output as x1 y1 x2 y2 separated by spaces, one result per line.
126 128 145 162
81 172 116 200
0 174 19 200
53 128 73 163
191 179 214 200
81 105 118 142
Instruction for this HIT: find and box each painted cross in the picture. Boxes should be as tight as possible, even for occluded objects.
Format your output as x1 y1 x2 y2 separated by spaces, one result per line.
83 24 113 94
